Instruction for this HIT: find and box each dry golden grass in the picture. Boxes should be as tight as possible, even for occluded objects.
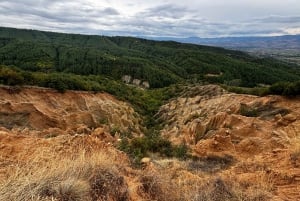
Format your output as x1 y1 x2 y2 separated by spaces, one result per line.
290 138 300 162
135 157 274 201
0 147 129 201
138 170 182 201
184 173 273 201
0 135 276 201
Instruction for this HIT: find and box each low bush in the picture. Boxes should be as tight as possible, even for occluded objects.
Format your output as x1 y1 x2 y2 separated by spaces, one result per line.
224 85 269 96
118 133 189 164
269 81 300 96
0 66 24 86
239 104 259 117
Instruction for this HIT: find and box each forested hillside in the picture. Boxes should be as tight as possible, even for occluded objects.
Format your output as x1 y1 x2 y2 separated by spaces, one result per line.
0 27 299 88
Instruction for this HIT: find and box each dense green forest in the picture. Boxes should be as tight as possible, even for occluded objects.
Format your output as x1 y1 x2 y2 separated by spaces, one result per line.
0 27 299 88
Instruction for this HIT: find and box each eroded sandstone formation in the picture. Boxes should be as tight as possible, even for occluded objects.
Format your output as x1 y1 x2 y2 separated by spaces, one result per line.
157 85 300 200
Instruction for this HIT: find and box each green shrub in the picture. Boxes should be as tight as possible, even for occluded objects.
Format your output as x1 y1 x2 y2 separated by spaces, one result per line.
0 66 24 86
224 85 269 96
240 105 259 117
269 81 300 96
283 81 300 96
172 144 188 159
43 75 67 92
118 134 189 164
269 82 288 95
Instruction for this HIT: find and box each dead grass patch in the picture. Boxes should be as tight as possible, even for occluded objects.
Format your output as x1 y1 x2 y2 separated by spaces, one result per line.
189 173 273 201
290 139 300 163
187 154 235 173
138 170 182 201
0 148 129 201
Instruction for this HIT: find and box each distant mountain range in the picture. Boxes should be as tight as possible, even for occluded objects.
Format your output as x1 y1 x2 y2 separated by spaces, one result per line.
147 35 300 51
146 35 300 65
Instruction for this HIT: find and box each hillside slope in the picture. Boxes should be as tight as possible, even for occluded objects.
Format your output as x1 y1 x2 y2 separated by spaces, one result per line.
157 85 300 200
0 27 299 88
0 86 142 135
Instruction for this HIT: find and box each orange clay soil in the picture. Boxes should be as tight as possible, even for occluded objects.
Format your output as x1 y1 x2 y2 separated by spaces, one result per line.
0 85 299 200
158 85 300 200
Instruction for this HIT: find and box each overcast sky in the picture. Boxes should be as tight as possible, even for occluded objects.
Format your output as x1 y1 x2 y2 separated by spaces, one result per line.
0 0 299 38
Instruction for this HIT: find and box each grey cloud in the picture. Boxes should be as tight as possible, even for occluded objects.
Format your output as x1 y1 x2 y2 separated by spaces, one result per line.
103 8 119 15
0 0 122 35
139 4 191 19
0 1 120 23
251 15 300 24
0 0 299 38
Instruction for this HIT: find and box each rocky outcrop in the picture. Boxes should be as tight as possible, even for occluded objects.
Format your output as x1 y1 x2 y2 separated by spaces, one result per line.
157 85 300 200
121 75 150 88
0 86 142 136
158 86 299 152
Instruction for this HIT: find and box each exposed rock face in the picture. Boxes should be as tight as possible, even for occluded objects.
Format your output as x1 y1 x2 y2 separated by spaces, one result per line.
141 81 150 88
1 84 300 200
0 86 142 135
132 79 141 86
157 85 300 200
121 75 150 88
0 86 148 200
158 86 299 152
122 75 132 84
